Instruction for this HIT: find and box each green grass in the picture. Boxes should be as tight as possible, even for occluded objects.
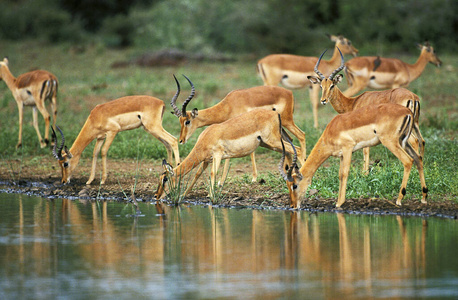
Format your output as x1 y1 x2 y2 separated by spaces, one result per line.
0 41 456 202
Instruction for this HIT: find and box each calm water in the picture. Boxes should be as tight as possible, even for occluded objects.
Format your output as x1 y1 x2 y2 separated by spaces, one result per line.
0 193 457 299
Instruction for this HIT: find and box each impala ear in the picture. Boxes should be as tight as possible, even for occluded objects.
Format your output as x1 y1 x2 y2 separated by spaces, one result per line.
191 108 198 118
64 146 73 159
328 34 337 42
162 159 174 173
307 75 321 85
333 74 343 84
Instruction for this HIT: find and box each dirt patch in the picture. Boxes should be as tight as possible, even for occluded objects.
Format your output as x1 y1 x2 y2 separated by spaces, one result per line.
0 155 457 219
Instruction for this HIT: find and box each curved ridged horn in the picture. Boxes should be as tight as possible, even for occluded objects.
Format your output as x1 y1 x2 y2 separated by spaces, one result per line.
181 74 195 117
314 49 327 80
170 74 182 117
278 135 289 181
52 125 65 160
278 130 297 182
285 134 298 180
328 47 345 80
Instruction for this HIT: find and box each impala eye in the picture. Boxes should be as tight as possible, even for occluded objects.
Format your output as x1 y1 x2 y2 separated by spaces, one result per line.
63 162 69 168
185 120 190 125
292 184 298 190
330 84 335 90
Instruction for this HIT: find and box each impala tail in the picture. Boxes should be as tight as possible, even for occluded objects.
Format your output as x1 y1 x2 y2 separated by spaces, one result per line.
40 78 58 100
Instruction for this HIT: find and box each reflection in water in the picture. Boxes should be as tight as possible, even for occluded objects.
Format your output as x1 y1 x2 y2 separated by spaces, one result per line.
0 193 457 299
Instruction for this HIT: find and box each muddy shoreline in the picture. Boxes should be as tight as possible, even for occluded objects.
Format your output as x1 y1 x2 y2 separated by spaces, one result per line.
1 156 457 219
1 178 457 220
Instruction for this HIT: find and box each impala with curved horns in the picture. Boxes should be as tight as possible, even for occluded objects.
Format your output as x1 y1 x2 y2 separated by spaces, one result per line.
154 109 301 200
171 75 306 182
0 57 58 148
308 49 425 171
257 34 358 128
343 42 442 97
279 102 427 209
52 86 186 184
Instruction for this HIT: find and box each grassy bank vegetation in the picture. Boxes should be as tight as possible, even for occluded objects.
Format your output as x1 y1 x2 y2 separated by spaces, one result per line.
0 41 456 202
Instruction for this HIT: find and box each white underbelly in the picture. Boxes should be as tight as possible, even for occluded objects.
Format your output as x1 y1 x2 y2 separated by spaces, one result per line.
353 136 380 152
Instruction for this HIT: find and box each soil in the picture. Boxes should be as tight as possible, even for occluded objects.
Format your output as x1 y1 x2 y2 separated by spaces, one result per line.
1 155 457 219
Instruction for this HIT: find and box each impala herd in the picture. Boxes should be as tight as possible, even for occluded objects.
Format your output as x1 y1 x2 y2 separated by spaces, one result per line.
1 36 442 209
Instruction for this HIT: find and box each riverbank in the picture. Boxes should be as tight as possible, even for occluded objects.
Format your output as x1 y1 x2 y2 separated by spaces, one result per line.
1 156 456 219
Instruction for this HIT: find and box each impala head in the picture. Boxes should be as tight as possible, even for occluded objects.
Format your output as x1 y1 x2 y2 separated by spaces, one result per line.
279 134 304 209
328 34 359 57
307 48 345 105
418 42 442 67
51 126 73 184
170 74 197 144
0 58 9 80
154 159 174 200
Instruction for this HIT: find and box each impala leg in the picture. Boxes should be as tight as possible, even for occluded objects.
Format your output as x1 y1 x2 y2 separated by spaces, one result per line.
184 161 209 197
336 151 352 207
210 155 223 198
16 102 24 148
250 152 258 182
98 132 117 185
32 107 47 148
362 147 370 173
309 85 320 128
35 102 51 147
146 126 180 166
402 140 428 204
381 140 418 206
219 159 231 186
87 138 105 185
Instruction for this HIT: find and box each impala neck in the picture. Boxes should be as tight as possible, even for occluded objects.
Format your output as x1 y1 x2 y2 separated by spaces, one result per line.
405 50 430 82
328 87 356 114
172 150 204 179
298 138 331 181
67 121 99 173
194 101 232 126
0 65 17 90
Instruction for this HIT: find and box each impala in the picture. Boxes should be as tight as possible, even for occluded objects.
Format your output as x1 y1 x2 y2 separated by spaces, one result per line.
308 49 425 171
171 75 306 182
154 108 301 200
343 42 442 96
0 57 58 148
256 34 358 128
279 102 427 209
52 90 185 185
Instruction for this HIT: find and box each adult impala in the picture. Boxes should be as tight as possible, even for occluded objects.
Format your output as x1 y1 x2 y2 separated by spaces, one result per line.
257 34 358 128
52 86 187 185
343 42 442 96
0 57 58 148
171 75 306 182
279 102 427 209
154 109 301 200
308 49 425 171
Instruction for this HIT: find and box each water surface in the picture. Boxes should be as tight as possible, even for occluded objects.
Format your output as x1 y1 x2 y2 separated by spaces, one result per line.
0 193 457 299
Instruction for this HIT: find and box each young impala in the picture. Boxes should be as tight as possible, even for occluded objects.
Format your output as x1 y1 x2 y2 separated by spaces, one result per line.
52 88 186 185
257 34 358 128
154 108 301 200
279 102 427 209
0 57 58 148
308 49 425 171
343 42 442 97
171 75 306 182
